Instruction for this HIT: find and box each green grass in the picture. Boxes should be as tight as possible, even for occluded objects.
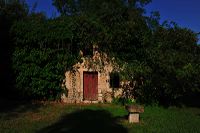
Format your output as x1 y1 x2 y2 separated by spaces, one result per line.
0 102 199 133
129 106 200 133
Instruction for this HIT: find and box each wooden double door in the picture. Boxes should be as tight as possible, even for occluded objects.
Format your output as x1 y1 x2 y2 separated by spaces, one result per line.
83 72 98 101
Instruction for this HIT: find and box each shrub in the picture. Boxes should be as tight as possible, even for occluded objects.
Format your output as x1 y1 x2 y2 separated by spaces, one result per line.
12 48 76 100
112 97 135 105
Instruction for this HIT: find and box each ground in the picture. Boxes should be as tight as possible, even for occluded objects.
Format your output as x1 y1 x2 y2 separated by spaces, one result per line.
0 100 200 133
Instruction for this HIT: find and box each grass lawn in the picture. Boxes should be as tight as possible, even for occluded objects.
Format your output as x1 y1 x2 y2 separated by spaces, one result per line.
0 101 200 133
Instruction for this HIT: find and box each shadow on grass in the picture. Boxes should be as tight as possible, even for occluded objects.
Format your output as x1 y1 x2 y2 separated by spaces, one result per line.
37 109 128 133
0 98 42 120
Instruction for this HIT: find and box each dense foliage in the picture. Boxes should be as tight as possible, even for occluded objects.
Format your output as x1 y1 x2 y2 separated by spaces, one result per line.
2 0 200 104
10 16 78 100
12 48 76 100
0 0 29 98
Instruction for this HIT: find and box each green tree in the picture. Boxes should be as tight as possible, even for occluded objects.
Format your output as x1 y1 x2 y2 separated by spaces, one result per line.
145 25 200 105
9 0 200 105
10 15 78 100
0 0 28 98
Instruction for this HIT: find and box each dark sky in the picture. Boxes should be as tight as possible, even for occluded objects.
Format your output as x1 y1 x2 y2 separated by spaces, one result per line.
26 0 200 35
146 0 200 33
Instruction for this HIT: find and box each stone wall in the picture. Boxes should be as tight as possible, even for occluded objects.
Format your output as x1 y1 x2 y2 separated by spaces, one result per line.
61 50 122 103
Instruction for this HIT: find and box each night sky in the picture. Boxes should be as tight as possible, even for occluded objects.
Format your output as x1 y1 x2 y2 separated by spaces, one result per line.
26 0 200 37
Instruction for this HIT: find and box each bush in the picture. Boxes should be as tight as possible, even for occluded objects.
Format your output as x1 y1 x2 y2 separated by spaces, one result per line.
112 97 135 105
12 48 76 100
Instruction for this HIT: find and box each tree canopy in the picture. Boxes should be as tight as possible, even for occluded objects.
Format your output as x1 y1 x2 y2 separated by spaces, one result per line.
3 0 200 105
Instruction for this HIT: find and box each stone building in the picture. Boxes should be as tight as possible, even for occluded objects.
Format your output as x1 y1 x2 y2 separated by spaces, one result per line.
61 46 122 103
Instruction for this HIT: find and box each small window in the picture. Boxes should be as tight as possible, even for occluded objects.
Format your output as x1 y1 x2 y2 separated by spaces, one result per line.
110 72 120 88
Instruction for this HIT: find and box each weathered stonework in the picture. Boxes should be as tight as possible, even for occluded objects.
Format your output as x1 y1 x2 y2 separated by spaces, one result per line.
125 105 144 123
61 48 122 103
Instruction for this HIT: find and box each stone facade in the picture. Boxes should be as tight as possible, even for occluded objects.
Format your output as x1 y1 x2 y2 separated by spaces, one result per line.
61 48 122 103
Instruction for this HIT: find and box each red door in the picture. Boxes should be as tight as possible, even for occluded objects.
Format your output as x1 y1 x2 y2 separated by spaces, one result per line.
83 72 98 101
